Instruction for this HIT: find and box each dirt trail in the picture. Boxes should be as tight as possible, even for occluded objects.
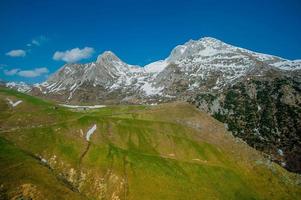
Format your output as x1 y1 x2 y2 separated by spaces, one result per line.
78 142 90 165
76 140 91 189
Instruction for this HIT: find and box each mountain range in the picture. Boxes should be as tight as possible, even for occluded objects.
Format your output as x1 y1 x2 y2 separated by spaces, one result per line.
6 37 300 103
5 37 301 173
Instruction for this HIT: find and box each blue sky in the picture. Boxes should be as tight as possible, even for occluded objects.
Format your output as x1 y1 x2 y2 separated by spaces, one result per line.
0 0 301 83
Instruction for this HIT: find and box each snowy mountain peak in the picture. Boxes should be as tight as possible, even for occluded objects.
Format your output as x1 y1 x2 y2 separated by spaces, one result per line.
167 37 231 62
199 36 224 43
198 37 230 49
96 51 120 63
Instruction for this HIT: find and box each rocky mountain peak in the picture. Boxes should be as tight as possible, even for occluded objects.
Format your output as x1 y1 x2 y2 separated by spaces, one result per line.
198 36 231 49
197 36 225 46
96 51 121 64
167 37 231 62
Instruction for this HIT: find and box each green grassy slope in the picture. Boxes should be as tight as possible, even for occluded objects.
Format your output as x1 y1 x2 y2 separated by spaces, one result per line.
0 88 300 200
0 138 85 200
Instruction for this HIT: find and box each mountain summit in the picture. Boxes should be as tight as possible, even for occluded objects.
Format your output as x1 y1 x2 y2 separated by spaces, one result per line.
96 51 122 64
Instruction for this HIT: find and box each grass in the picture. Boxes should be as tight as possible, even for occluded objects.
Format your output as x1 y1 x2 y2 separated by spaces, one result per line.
0 137 84 200
0 88 300 199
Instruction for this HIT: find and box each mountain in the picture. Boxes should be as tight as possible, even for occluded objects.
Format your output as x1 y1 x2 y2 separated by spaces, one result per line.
0 88 300 199
31 51 144 104
5 81 32 93
6 37 301 174
29 37 301 103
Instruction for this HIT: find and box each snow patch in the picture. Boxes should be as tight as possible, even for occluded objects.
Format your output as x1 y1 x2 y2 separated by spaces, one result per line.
141 82 164 96
271 60 301 70
59 104 106 109
70 83 77 91
180 46 187 54
257 105 261 111
278 149 284 156
144 60 168 74
6 98 23 107
86 124 97 141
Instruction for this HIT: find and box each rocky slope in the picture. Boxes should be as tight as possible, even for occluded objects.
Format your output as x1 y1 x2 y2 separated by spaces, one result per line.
6 37 301 173
190 71 301 173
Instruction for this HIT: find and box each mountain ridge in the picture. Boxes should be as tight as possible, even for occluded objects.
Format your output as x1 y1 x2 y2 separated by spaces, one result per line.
10 37 299 103
6 37 301 101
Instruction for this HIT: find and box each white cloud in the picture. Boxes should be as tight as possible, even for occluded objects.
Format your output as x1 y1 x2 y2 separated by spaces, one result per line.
4 69 20 76
18 70 39 77
32 39 40 46
34 67 49 74
53 47 94 63
17 67 49 78
30 35 48 46
6 49 26 57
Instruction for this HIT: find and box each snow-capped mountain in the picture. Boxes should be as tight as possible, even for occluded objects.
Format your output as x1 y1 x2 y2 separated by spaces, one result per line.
5 82 32 93
149 37 300 95
27 37 300 103
38 51 143 100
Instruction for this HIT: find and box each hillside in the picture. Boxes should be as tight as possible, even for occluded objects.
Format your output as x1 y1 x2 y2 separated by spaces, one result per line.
0 88 300 199
190 72 301 173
